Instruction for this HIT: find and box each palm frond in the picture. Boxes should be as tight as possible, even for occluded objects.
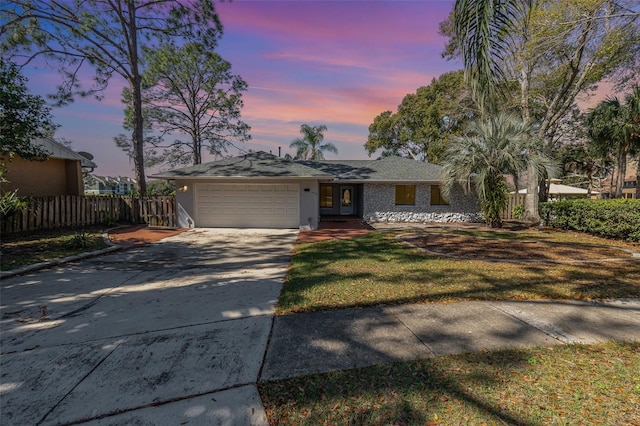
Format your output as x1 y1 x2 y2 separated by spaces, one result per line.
454 0 523 108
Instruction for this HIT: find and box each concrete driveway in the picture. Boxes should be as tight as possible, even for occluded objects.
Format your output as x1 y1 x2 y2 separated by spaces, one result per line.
0 228 298 425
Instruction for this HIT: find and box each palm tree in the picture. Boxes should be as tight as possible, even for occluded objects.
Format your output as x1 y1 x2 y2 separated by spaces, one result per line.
289 124 338 160
440 113 555 228
453 0 521 108
587 85 640 198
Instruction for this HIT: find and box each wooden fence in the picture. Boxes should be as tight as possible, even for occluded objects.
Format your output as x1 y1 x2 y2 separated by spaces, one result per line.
502 193 526 220
1 195 176 234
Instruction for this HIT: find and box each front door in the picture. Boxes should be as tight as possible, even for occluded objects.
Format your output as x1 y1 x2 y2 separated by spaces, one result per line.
340 186 354 215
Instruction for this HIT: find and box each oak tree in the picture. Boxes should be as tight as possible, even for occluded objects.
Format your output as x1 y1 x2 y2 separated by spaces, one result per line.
365 70 474 163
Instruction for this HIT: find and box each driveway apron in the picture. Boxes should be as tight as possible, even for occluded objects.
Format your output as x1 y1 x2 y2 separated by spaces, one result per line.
0 228 297 426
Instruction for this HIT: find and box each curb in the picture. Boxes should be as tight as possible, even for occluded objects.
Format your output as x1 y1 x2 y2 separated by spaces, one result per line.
0 227 126 280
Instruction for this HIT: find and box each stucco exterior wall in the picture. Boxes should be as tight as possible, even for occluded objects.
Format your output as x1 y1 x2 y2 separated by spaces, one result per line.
363 183 481 223
0 156 83 197
172 178 320 229
299 180 319 229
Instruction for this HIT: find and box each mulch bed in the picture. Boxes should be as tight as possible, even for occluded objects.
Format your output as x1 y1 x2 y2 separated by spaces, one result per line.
108 225 187 247
298 220 371 243
403 233 634 261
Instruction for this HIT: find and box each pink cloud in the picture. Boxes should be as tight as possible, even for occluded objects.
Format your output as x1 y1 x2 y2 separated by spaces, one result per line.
217 1 452 46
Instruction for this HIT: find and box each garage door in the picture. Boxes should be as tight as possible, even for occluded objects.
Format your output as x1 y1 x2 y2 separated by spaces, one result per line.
195 183 300 228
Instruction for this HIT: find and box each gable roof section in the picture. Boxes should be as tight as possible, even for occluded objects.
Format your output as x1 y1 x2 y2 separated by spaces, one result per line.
151 151 331 179
34 138 97 169
302 156 443 182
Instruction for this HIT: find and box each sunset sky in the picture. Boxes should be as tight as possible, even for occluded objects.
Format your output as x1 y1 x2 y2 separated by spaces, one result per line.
20 0 621 180
20 0 461 177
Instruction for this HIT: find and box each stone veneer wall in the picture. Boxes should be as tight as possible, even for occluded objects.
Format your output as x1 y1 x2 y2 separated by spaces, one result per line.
363 183 482 223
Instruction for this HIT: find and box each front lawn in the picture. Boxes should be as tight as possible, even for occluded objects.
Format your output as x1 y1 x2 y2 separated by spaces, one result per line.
260 341 640 425
0 226 108 271
278 230 640 314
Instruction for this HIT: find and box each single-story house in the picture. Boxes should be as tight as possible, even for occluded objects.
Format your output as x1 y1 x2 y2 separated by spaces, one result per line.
150 151 480 229
1 137 97 197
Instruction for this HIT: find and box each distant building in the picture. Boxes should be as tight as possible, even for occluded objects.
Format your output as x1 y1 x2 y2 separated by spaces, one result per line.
516 180 599 201
599 160 638 199
84 175 136 195
1 137 96 197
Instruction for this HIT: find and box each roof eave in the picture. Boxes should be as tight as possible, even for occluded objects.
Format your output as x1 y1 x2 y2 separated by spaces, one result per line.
334 178 442 183
149 174 326 180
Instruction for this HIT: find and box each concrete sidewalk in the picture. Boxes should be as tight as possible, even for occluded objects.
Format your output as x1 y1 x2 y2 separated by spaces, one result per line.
261 298 640 381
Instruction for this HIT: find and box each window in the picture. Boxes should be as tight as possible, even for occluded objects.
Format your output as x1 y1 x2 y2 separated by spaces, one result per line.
395 185 416 205
430 185 449 205
320 185 333 208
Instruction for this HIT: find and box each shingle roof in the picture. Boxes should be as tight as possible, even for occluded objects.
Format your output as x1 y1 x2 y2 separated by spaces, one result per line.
34 137 97 169
150 151 331 179
151 151 443 182
302 156 443 182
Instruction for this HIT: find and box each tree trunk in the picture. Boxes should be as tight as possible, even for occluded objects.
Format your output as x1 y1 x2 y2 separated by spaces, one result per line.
538 175 549 202
127 2 146 196
523 163 540 223
610 166 616 198
615 143 627 198
131 80 147 196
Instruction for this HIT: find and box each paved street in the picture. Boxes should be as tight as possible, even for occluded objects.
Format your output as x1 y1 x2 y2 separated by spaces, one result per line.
1 228 298 425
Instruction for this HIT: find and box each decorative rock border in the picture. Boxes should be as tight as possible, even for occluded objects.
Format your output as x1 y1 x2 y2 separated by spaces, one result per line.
396 232 640 264
365 212 483 223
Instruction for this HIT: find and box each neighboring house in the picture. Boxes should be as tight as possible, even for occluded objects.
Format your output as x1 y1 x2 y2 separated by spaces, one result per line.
84 175 136 195
596 160 638 199
0 137 96 197
515 181 599 201
599 179 638 199
621 179 638 199
151 151 480 229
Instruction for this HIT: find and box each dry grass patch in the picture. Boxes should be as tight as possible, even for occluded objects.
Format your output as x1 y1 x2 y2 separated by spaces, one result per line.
402 233 636 261
260 341 640 425
1 226 108 271
278 231 640 314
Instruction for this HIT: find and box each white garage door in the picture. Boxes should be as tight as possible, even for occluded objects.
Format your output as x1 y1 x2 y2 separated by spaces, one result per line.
195 183 300 228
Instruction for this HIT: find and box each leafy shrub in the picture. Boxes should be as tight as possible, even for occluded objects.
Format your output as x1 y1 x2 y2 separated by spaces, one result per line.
0 190 27 218
541 199 640 241
512 204 525 219
67 231 89 248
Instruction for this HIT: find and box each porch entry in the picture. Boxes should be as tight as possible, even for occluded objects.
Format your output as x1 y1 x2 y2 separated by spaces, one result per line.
340 186 354 215
319 183 362 218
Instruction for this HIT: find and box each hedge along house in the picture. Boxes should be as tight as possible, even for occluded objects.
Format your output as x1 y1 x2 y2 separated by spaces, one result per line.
150 151 481 229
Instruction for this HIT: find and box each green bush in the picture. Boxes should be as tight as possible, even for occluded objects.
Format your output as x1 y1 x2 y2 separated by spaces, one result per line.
512 204 525 219
541 199 640 241
67 231 89 248
0 190 27 218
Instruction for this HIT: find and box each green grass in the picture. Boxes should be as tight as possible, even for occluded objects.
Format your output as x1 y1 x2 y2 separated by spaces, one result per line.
278 231 640 314
0 226 108 271
260 341 640 425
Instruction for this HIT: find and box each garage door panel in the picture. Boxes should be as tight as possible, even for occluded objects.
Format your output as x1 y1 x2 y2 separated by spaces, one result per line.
195 183 300 228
